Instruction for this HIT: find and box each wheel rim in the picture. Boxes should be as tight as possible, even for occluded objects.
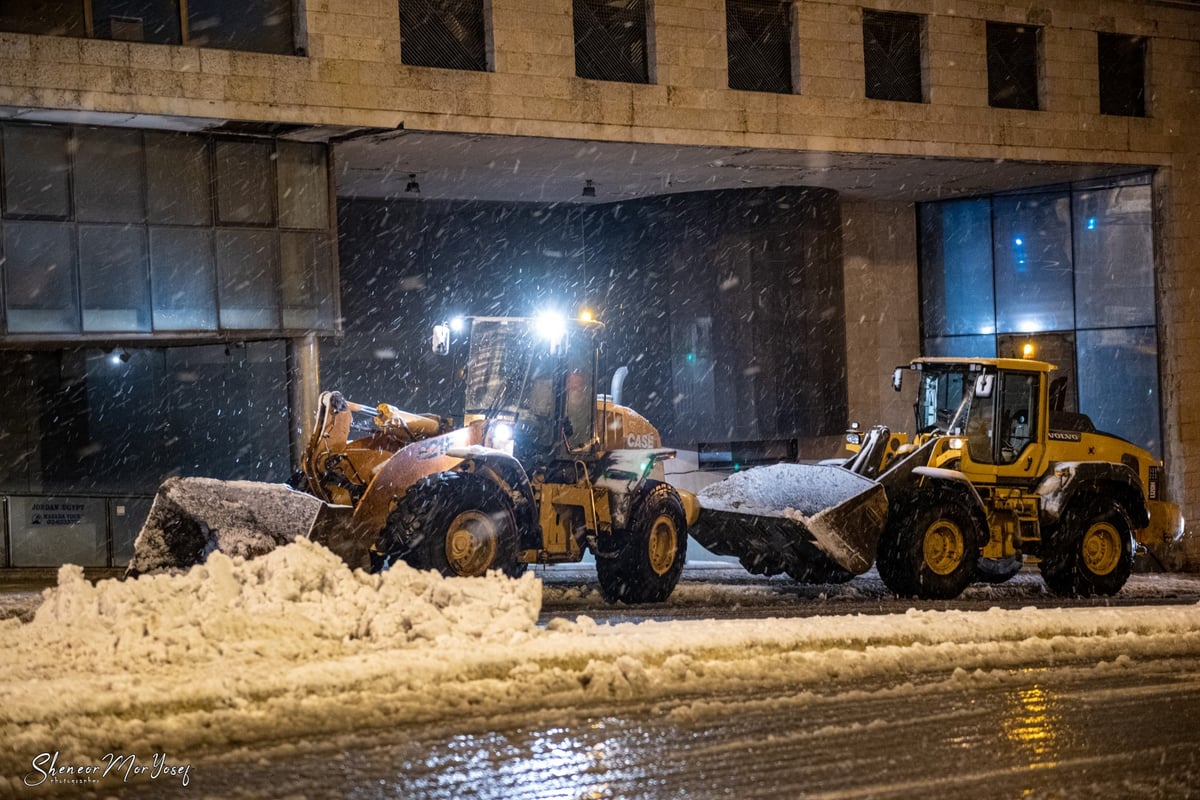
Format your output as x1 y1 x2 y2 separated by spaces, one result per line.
923 519 965 576
647 515 678 576
444 510 499 576
1081 521 1122 576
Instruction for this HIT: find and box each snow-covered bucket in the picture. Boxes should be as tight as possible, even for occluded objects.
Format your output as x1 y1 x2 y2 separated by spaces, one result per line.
691 464 889 578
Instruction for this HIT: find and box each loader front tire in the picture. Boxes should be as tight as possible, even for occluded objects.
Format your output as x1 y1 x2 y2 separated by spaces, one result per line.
376 472 524 579
596 483 687 604
1039 496 1134 597
877 500 981 600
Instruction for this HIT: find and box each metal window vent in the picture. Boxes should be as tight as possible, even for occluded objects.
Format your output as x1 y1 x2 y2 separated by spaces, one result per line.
862 10 923 103
726 0 791 94
400 0 488 72
573 0 649 84
987 22 1040 111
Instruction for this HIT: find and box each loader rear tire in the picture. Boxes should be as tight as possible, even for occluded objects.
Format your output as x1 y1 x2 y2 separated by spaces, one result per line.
1039 496 1134 597
877 500 981 600
376 472 524 579
596 483 687 604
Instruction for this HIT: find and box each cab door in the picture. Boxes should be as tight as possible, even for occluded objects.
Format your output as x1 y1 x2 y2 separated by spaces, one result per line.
960 370 1047 483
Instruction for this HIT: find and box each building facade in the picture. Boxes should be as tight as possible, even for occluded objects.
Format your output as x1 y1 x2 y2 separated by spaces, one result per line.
0 0 1197 568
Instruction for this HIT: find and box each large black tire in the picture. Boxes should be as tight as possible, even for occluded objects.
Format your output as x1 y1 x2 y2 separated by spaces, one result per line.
1039 496 1134 597
787 561 855 584
976 555 1024 584
374 472 524 579
877 500 982 599
596 483 688 604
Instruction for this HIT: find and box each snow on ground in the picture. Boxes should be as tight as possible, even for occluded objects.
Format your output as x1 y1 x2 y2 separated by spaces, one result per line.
2 540 1200 795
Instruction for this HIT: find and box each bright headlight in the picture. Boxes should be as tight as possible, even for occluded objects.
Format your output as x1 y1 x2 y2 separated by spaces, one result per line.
488 421 515 455
534 311 567 346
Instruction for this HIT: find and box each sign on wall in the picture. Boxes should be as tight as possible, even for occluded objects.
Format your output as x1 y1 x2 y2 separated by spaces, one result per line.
7 497 107 567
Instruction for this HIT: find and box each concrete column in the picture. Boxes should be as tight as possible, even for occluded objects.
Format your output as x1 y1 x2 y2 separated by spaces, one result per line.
839 200 921 435
288 333 322 470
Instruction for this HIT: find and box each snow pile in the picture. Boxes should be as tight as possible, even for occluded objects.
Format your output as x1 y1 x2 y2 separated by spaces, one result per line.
11 538 541 672
0 539 540 778
697 463 873 516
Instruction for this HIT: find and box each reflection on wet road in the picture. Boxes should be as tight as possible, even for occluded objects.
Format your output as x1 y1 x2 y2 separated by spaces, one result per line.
123 655 1200 799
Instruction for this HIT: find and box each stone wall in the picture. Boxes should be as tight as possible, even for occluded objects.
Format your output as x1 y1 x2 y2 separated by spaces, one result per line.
0 1 1190 165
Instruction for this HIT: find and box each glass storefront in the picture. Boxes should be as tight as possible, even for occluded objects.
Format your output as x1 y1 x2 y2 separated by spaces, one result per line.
0 122 332 567
0 123 338 340
918 174 1161 456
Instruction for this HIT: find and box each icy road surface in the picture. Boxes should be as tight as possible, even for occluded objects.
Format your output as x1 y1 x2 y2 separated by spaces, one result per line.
1 541 1198 798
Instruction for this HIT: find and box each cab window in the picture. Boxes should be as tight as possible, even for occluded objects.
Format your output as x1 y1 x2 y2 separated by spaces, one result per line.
966 371 1039 465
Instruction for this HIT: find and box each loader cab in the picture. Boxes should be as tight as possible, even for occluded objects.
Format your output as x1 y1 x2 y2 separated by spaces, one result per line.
437 314 601 462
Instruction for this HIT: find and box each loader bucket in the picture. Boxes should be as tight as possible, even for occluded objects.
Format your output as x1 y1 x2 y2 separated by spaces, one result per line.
125 477 360 576
690 463 888 576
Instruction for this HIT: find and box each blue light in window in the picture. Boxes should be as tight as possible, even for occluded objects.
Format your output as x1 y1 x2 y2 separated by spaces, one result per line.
1086 217 1098 230
685 352 695 363
1014 236 1027 273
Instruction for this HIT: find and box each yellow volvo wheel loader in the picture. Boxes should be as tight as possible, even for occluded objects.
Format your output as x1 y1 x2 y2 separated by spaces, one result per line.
128 314 700 605
691 357 1183 600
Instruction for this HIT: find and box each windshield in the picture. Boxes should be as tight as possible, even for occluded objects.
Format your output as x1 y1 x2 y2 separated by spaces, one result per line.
463 318 596 453
464 319 544 416
916 368 972 433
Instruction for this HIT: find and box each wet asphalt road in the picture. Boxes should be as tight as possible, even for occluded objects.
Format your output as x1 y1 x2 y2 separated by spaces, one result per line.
112 653 1200 800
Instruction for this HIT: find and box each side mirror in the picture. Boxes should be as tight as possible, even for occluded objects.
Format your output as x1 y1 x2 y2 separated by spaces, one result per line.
892 368 904 392
974 373 995 398
432 323 450 356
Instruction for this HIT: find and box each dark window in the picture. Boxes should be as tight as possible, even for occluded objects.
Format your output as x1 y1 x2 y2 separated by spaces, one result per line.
277 142 329 230
150 228 218 330
862 9 923 103
919 199 995 337
91 0 182 44
987 22 1040 110
281 231 335 330
216 229 281 329
146 132 212 226
726 0 792 94
79 225 151 332
992 192 1074 333
0 0 86 36
399 0 488 71
186 0 295 55
3 222 78 333
215 139 274 225
1074 184 1154 328
573 0 649 84
1098 33 1146 117
75 127 146 223
2 125 71 219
